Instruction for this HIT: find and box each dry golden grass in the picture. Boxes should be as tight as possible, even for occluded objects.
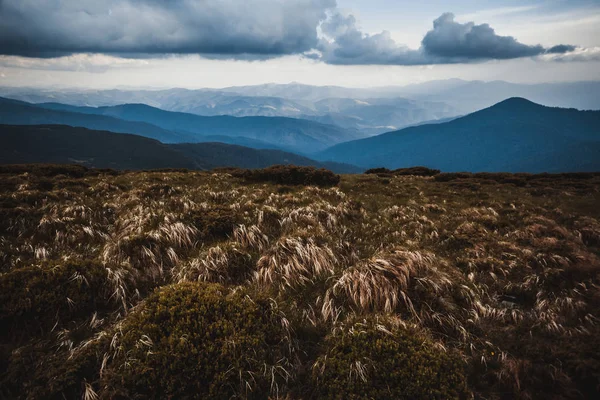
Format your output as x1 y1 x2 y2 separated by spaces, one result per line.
1 167 600 399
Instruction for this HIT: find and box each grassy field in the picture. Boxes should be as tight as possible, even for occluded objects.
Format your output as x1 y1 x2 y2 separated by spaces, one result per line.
1 165 599 399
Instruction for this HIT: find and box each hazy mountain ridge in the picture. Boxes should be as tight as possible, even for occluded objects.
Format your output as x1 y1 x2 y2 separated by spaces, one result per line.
170 143 361 173
0 86 461 135
395 80 600 114
312 97 456 133
318 98 600 173
37 102 360 153
0 98 360 153
0 124 361 173
0 124 196 170
220 80 600 111
0 97 194 143
2 80 597 137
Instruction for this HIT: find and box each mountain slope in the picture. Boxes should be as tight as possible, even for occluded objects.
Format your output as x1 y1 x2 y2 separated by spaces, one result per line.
37 98 456 138
188 135 286 150
35 102 360 153
0 97 190 143
151 91 316 117
170 143 361 173
318 98 600 173
0 125 197 170
0 124 360 173
311 97 456 133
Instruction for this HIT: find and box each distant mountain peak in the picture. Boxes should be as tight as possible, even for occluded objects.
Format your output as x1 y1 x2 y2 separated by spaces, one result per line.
318 99 600 173
473 97 544 117
493 97 538 107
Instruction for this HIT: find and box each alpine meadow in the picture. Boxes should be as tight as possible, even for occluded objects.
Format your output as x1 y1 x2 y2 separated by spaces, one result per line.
1 1 600 399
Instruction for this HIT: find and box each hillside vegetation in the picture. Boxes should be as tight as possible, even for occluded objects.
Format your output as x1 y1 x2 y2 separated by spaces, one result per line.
1 165 600 399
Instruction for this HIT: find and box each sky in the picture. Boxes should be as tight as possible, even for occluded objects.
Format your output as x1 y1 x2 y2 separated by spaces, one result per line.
0 0 599 89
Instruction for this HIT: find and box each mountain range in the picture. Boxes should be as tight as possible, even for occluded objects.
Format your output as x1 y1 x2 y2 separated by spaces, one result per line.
2 80 599 137
0 98 360 153
394 80 600 114
1 89 599 173
217 80 600 113
0 86 461 135
318 98 600 173
0 125 360 173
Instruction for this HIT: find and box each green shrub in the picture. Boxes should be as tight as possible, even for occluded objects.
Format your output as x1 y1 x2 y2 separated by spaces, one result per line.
365 166 440 177
54 179 91 191
189 205 241 241
0 164 117 178
364 167 392 175
100 282 294 399
141 183 181 197
475 325 600 400
311 322 468 400
0 260 108 338
434 172 473 182
2 339 106 400
236 165 340 187
433 172 600 189
35 179 55 191
393 166 441 176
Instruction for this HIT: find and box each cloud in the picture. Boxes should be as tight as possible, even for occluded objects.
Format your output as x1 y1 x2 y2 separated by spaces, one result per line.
541 47 600 62
318 12 579 65
0 1 587 66
457 5 540 22
0 0 335 58
317 13 424 65
0 54 149 73
421 13 571 60
547 45 578 54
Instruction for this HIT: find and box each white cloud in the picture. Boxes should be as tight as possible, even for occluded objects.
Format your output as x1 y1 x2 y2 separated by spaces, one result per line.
0 54 149 73
458 5 540 22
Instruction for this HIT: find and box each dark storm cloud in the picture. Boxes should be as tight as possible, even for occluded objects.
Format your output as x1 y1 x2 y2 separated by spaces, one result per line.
0 1 582 65
0 0 336 58
318 12 578 65
420 13 573 60
547 45 578 54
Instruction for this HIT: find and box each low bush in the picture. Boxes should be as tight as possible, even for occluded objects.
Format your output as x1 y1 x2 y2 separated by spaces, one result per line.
393 166 441 176
0 260 109 338
311 321 468 399
189 205 241 241
434 172 473 182
100 282 294 399
365 166 440 177
2 339 106 399
434 172 600 190
0 164 117 178
364 167 392 175
235 165 341 186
